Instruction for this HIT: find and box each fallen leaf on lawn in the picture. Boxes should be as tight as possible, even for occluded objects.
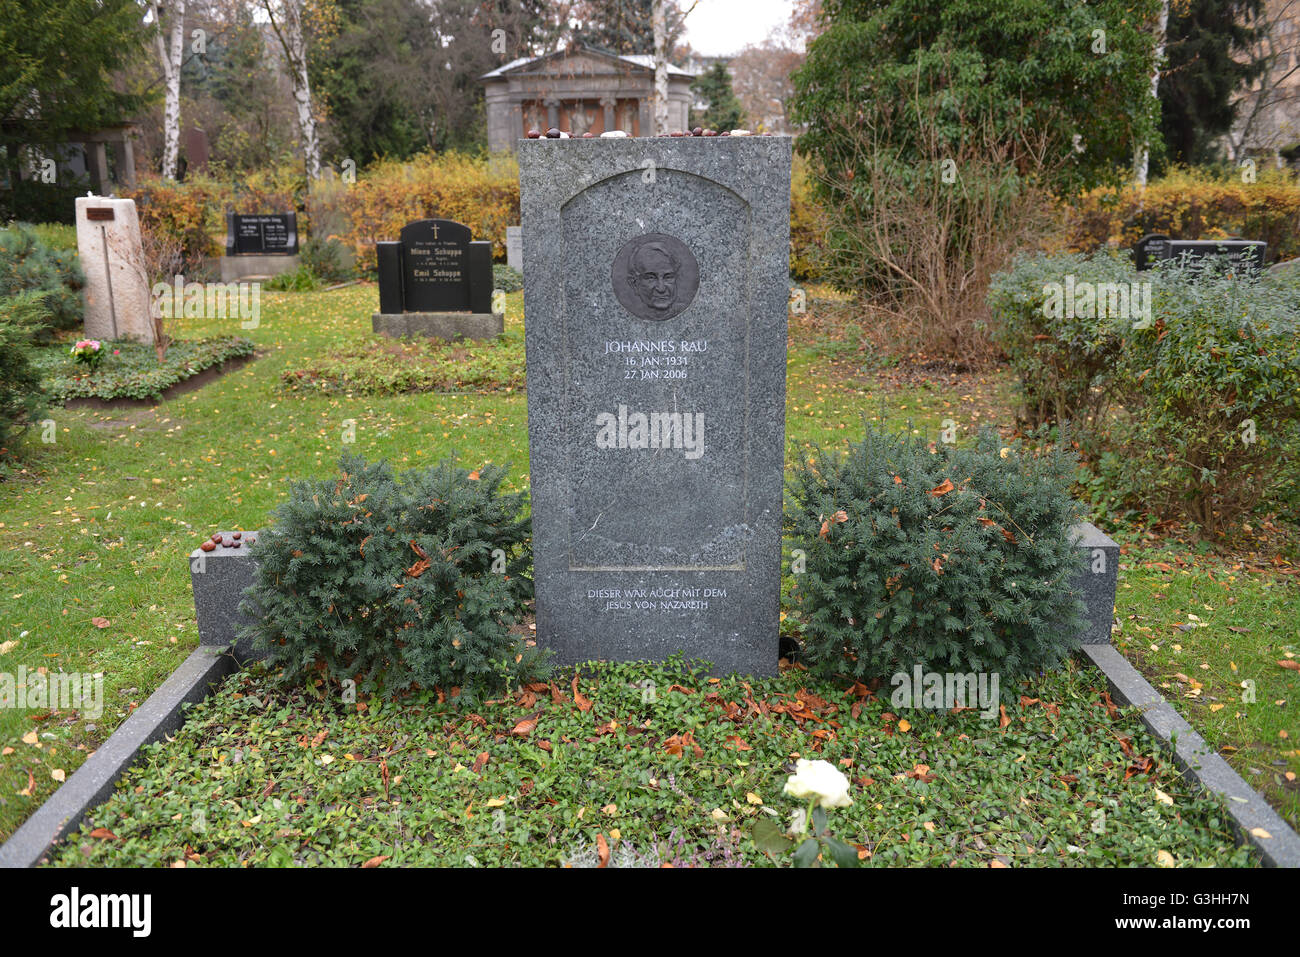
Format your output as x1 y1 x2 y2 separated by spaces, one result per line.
471 751 489 773
897 719 911 732
746 792 763 805
89 827 118 841
928 478 955 496
1153 788 1173 806
596 832 610 868
361 855 390 868
1155 850 1175 867
90 618 110 629
51 769 65 783
1277 660 1300 672
0 640 17 655
21 730 38 746
484 797 506 808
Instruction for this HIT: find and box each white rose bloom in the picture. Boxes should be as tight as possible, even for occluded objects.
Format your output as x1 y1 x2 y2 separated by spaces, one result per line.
783 758 853 809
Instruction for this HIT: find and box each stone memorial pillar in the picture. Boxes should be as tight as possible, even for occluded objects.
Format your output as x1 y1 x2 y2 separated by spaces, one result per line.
519 135 792 676
74 195 154 344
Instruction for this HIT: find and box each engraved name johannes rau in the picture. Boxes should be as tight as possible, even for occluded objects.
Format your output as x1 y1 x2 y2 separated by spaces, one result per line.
611 233 699 321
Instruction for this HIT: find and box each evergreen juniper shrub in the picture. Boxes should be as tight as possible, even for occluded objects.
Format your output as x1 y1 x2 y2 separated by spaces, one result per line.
241 453 541 700
785 426 1086 689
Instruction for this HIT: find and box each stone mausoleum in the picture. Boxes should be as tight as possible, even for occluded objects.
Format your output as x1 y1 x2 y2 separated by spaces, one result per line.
482 45 695 150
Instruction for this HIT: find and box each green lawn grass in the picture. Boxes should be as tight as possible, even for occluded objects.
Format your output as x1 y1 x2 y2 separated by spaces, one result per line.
1112 542 1300 828
1 283 1295 849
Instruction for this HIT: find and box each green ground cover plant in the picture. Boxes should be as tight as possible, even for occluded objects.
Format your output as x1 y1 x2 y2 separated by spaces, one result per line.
31 336 256 402
280 328 523 396
46 656 1257 867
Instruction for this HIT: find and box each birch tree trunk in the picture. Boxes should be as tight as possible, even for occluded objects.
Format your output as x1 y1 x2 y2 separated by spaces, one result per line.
263 0 321 179
653 0 669 135
153 0 186 181
1134 0 1169 187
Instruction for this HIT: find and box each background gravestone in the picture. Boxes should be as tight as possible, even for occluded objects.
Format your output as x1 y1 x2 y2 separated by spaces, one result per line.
220 211 300 282
520 136 792 677
74 196 154 344
506 225 523 271
372 217 502 340
1134 233 1267 273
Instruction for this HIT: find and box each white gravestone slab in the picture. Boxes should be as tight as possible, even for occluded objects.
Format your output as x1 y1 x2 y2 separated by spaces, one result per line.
74 196 155 343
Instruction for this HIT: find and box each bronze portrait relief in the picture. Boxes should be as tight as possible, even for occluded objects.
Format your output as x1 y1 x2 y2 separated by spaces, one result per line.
611 233 699 321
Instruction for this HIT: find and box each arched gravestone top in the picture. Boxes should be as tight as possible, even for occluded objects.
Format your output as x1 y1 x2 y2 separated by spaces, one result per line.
399 218 473 312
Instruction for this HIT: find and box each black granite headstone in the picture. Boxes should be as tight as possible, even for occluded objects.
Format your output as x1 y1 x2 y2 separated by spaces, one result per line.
374 218 495 316
400 219 472 311
225 212 298 256
1134 233 1267 273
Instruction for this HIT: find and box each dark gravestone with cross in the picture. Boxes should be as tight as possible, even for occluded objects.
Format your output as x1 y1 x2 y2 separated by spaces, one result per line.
373 218 502 339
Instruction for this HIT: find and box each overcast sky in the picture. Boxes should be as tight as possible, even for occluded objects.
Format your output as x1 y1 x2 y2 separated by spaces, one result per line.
682 0 795 56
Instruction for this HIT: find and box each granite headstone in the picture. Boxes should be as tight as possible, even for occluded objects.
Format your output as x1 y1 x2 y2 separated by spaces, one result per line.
75 196 155 344
519 136 792 676
372 217 502 339
225 212 298 256
220 211 300 282
1134 233 1267 273
506 225 523 271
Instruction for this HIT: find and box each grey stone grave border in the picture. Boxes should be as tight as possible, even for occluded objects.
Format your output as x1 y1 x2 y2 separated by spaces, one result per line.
3 521 1295 867
0 645 242 868
1080 643 1300 868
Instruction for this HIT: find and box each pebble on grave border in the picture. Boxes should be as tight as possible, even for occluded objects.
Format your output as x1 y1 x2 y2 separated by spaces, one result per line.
189 531 264 659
